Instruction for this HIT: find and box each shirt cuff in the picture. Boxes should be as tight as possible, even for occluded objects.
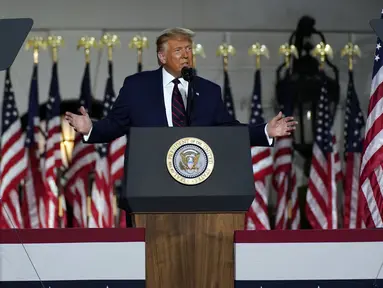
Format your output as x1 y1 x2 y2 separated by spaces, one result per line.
83 126 93 142
264 123 273 145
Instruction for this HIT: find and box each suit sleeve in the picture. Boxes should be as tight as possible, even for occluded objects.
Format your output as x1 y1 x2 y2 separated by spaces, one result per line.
211 84 273 147
84 77 131 144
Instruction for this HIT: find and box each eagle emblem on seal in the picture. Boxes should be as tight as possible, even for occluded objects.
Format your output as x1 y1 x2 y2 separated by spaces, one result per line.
166 137 214 185
179 149 200 172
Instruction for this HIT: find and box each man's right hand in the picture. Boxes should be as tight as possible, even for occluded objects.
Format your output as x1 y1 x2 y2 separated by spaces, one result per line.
65 106 92 135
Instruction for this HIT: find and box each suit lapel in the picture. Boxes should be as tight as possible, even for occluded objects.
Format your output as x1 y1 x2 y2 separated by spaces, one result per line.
150 67 168 126
189 77 201 125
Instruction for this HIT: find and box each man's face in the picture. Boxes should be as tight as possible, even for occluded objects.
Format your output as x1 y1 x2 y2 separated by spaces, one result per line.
160 37 193 77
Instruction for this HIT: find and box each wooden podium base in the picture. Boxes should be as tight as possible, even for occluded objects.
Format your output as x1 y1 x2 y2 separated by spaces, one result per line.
134 213 244 288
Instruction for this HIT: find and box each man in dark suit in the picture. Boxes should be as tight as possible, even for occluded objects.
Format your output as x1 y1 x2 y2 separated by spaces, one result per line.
65 27 297 145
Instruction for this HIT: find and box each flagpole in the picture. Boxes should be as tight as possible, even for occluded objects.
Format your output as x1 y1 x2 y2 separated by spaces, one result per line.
129 34 148 73
278 43 298 72
217 37 236 120
216 41 235 73
25 37 47 139
25 36 46 228
47 35 65 228
247 42 272 229
311 41 336 229
77 36 97 227
26 36 47 65
277 43 298 229
78 36 97 64
340 41 361 228
312 41 334 71
99 33 120 227
100 33 120 63
192 42 205 69
341 42 361 72
249 42 269 69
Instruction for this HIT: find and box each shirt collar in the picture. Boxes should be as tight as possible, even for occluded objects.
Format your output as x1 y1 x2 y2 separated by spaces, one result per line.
162 66 188 88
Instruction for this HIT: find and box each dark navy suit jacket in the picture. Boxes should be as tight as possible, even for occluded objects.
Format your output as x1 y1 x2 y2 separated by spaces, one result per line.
85 67 272 147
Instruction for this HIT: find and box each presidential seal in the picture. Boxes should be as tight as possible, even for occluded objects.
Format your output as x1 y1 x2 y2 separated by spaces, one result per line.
166 137 214 185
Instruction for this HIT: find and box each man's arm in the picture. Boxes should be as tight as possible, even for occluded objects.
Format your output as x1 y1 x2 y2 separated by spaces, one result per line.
83 126 93 142
264 124 274 145
84 77 131 144
212 84 273 147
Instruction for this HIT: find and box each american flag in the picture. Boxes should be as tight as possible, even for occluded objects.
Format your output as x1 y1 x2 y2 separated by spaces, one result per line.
273 76 300 230
244 69 273 230
43 62 64 228
333 134 343 182
64 63 97 227
22 64 45 229
306 73 338 229
359 10 383 228
343 70 365 229
0 69 27 228
89 61 115 228
223 70 236 119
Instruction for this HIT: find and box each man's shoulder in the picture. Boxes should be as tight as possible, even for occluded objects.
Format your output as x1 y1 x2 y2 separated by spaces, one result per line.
122 68 159 85
195 75 221 91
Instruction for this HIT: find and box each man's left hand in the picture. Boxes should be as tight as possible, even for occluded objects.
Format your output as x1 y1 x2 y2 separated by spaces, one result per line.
267 111 298 138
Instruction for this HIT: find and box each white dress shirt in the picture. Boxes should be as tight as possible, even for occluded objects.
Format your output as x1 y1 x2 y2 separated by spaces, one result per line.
162 67 188 126
84 66 273 145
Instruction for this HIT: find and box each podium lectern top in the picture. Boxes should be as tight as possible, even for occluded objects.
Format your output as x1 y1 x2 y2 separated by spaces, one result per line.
0 18 33 71
121 126 255 213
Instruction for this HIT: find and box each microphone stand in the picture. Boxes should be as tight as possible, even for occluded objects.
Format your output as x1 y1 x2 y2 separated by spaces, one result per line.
181 67 196 126
186 78 195 126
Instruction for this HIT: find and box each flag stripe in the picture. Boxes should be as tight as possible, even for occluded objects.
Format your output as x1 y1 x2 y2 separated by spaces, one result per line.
359 12 383 227
0 69 27 229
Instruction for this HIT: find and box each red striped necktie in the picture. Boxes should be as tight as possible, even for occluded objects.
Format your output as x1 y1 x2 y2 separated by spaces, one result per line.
171 78 186 126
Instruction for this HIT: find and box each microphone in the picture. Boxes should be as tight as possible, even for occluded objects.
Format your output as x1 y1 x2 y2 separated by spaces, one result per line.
181 67 196 82
181 67 196 126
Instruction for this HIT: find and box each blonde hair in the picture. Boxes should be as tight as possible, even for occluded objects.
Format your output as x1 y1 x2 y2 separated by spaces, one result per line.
156 27 195 53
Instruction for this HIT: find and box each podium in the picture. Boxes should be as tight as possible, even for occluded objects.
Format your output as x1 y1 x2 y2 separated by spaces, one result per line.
120 126 255 288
